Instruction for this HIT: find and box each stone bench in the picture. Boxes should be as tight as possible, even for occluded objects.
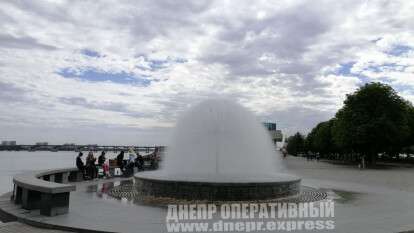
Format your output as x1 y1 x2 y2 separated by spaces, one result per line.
12 168 79 216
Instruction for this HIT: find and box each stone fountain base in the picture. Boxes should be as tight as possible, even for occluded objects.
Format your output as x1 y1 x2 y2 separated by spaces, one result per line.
134 172 301 201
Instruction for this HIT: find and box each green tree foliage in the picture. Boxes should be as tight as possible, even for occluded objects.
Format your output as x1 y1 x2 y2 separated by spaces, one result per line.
306 120 335 156
286 82 414 164
331 82 412 164
286 132 305 156
405 106 414 153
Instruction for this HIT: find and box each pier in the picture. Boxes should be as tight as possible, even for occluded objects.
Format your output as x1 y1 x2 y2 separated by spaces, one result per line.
0 145 165 152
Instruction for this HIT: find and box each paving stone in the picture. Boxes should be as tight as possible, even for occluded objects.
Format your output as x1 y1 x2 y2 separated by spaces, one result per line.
0 222 69 233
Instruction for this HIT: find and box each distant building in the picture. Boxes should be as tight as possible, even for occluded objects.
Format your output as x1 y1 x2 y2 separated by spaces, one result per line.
36 142 48 146
275 130 283 141
263 122 276 131
61 143 76 151
1 141 16 146
262 122 283 143
87 144 98 151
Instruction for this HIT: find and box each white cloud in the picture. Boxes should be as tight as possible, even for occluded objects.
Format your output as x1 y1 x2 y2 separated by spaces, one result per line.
0 0 413 144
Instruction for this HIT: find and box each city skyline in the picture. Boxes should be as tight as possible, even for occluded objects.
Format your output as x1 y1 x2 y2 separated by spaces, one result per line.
0 0 414 144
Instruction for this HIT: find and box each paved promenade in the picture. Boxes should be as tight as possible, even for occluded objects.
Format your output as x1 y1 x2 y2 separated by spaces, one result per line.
0 222 68 233
285 156 414 192
1 154 414 232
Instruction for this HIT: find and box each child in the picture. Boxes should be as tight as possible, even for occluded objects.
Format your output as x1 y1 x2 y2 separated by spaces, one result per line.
103 160 111 178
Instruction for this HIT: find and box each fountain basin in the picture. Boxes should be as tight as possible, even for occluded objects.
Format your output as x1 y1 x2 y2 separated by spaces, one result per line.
134 172 301 201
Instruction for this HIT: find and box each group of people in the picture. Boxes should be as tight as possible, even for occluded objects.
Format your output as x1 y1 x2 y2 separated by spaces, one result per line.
305 151 321 161
76 148 150 180
76 151 110 180
115 149 145 177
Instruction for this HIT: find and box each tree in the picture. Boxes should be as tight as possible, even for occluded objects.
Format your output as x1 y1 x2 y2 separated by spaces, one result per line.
305 130 315 152
307 120 336 157
286 132 305 156
332 82 411 165
403 105 414 155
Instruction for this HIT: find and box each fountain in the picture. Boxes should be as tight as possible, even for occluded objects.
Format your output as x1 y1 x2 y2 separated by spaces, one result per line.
134 99 301 201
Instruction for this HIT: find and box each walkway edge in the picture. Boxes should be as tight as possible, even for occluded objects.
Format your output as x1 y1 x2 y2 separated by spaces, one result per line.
0 192 116 233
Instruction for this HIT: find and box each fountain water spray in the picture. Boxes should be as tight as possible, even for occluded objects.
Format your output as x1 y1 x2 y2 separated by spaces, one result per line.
161 99 283 179
135 99 300 201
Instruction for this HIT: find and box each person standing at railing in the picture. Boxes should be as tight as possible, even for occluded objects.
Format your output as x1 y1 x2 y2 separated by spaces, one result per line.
135 151 144 171
76 152 87 179
116 150 125 171
97 151 107 178
128 148 136 163
123 148 136 177
86 151 97 179
98 151 106 166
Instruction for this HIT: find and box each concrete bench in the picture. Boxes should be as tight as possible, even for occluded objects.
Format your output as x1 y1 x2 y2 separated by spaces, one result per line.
12 168 79 216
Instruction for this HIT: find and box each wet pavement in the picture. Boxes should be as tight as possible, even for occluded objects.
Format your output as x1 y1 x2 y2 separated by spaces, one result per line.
2 154 414 233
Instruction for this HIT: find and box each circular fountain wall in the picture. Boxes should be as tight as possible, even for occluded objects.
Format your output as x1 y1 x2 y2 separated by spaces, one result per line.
135 99 300 201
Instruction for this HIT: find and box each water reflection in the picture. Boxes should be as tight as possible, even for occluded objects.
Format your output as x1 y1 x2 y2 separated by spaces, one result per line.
85 179 139 205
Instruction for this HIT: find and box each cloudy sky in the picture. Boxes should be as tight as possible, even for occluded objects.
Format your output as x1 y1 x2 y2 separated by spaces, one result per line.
0 0 413 145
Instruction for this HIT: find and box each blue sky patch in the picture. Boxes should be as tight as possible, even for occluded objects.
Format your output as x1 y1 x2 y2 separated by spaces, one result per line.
149 58 187 70
392 84 414 93
81 49 101 58
57 67 151 86
386 45 412 56
149 59 169 70
333 61 372 83
366 63 407 73
335 62 356 76
135 55 188 71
